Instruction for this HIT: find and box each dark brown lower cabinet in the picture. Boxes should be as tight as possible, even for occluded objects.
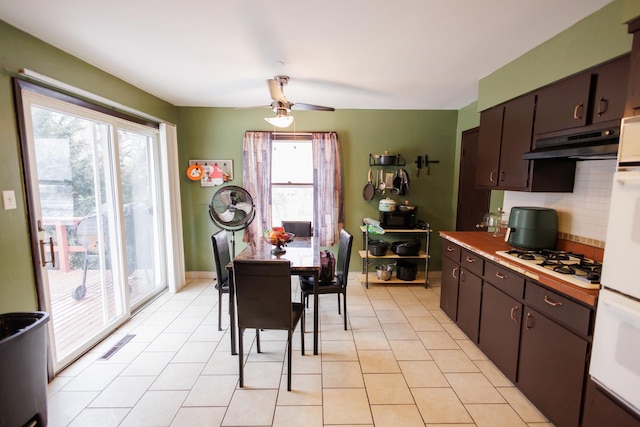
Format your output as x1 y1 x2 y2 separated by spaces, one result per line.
456 269 482 342
440 256 459 321
518 307 588 427
582 378 640 427
478 283 522 382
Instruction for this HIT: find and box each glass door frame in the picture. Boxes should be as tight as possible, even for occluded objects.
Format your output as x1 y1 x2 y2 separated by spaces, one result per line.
14 78 171 373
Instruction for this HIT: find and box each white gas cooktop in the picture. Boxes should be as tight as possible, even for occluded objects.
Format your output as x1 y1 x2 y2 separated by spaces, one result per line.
495 250 601 290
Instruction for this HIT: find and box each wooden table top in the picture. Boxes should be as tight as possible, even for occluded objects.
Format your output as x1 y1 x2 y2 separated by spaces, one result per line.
233 237 321 274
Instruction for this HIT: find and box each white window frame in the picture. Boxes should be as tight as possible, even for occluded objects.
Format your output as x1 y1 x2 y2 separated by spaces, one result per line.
271 138 315 227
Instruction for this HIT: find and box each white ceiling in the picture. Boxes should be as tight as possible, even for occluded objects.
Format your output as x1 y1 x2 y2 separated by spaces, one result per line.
0 0 614 110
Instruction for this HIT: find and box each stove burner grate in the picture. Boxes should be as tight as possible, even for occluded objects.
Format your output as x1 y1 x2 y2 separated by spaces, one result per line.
503 248 602 284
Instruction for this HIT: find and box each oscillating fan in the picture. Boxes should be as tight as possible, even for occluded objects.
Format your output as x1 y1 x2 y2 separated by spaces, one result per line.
208 186 256 258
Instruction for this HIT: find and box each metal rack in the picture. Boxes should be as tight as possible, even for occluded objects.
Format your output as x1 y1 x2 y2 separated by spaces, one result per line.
359 223 431 288
368 153 407 167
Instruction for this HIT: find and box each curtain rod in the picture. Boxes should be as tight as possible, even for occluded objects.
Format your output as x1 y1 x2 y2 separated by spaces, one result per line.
18 68 171 125
273 132 313 136
246 131 313 136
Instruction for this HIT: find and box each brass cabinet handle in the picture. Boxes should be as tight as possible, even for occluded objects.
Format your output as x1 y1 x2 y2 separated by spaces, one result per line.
446 246 455 252
452 267 458 280
499 170 505 182
573 102 584 120
525 312 534 329
510 306 519 323
495 271 507 280
39 237 55 267
460 270 465 283
489 170 496 183
465 256 476 263
544 295 563 307
597 97 608 116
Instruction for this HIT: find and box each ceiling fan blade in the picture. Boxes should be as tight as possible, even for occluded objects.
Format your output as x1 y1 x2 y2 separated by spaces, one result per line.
235 202 253 214
291 102 335 111
268 79 287 103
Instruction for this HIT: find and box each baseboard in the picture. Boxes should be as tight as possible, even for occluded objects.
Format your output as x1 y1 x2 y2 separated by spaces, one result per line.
186 271 215 279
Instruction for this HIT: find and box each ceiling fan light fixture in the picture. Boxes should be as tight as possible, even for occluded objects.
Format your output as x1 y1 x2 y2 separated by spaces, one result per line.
264 113 294 128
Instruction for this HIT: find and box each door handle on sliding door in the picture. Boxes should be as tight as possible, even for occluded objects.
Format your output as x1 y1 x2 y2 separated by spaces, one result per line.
39 237 55 267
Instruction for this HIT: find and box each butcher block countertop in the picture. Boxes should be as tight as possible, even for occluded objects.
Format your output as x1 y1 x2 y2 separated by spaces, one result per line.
439 231 599 307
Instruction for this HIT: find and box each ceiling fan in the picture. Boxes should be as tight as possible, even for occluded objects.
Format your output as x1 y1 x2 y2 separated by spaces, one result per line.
264 75 335 127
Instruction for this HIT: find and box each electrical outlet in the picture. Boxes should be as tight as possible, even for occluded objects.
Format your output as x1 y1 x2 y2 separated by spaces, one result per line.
2 190 17 210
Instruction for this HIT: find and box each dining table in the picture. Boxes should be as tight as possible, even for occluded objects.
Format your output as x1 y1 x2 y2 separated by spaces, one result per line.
226 237 321 355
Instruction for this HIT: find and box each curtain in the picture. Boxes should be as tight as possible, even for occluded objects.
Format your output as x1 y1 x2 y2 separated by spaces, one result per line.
242 131 344 247
242 131 272 246
159 123 185 292
312 132 344 246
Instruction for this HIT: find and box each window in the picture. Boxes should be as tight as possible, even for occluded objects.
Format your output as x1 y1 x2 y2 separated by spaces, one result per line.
243 131 342 247
271 140 313 226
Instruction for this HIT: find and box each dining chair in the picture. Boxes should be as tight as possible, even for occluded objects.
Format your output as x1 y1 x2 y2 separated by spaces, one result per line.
211 230 231 331
232 258 305 391
300 228 353 330
282 221 312 237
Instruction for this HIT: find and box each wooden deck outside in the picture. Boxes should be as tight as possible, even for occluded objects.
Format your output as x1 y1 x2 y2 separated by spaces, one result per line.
47 267 156 360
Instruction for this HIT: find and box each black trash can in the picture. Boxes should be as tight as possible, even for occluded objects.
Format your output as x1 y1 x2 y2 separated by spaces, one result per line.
0 312 49 427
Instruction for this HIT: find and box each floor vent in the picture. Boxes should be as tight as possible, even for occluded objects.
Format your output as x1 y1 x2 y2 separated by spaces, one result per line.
99 334 135 360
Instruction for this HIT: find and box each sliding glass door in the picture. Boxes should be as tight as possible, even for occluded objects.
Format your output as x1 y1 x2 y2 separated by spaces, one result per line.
18 85 166 371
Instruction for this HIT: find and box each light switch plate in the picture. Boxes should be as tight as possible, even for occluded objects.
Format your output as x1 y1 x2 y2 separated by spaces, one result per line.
2 190 17 210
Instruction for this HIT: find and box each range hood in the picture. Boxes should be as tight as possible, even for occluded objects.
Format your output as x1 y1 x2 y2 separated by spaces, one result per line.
523 125 620 160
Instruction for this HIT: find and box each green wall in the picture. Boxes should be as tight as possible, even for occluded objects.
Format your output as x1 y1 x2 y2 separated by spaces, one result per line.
0 20 177 313
177 107 459 274
479 1 632 111
622 0 640 23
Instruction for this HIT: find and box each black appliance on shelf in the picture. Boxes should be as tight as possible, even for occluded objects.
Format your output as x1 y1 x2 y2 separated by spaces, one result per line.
379 209 416 229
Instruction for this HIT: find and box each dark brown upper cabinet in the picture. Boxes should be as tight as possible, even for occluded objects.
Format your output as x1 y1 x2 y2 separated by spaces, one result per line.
592 55 630 124
534 54 630 136
476 94 535 190
535 72 591 134
476 94 575 192
626 18 640 116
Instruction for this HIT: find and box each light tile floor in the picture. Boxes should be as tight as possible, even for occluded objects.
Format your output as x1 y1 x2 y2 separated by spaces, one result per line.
47 275 555 426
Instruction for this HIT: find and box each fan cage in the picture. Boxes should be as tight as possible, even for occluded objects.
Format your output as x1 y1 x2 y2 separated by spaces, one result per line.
208 186 255 231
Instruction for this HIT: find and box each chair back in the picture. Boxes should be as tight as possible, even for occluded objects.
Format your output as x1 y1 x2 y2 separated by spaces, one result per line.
211 230 231 287
282 221 312 237
336 228 353 285
233 259 293 330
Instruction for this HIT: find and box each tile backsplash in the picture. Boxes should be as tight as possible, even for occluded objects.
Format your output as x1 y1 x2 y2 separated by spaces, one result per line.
502 159 616 248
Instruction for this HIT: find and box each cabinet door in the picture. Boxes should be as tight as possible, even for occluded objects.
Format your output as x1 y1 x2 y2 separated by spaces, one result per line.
478 283 522 382
582 378 640 427
440 256 460 320
518 308 589 427
592 55 630 125
476 105 503 188
535 72 591 135
456 269 482 342
626 22 640 115
499 94 535 189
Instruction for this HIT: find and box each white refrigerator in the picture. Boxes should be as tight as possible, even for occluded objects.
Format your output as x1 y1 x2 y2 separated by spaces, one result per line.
589 114 640 416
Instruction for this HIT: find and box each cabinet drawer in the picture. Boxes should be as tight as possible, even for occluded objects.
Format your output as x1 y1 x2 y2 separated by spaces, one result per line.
484 262 525 300
524 281 593 336
443 241 461 262
461 249 483 276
